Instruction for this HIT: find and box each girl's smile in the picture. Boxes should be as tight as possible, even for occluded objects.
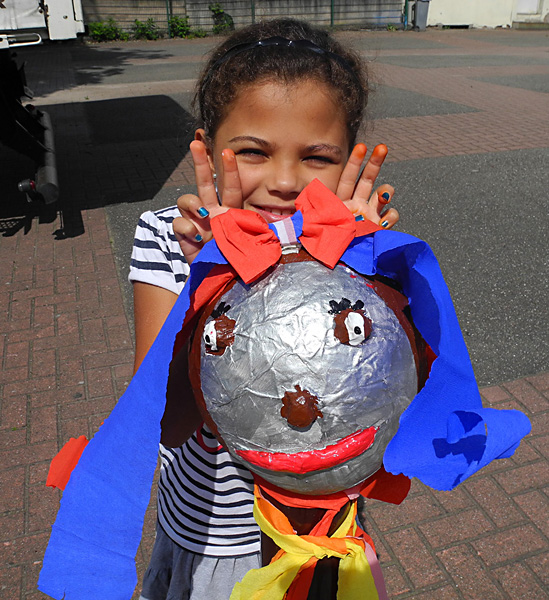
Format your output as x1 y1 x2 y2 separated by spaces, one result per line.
200 79 350 224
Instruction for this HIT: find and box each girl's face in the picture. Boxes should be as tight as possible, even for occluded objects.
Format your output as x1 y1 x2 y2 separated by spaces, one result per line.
198 79 350 223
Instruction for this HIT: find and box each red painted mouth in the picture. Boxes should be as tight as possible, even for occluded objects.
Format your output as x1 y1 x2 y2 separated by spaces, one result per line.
236 427 378 475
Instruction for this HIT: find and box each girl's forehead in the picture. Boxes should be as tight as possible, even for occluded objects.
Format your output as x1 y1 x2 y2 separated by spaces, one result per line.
234 77 340 111
214 79 349 148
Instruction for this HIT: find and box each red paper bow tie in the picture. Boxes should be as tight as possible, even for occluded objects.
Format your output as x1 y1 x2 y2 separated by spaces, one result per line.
211 179 381 284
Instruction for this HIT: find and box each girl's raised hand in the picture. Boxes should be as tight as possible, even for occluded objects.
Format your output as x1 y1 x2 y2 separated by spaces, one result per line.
336 144 399 229
172 140 243 264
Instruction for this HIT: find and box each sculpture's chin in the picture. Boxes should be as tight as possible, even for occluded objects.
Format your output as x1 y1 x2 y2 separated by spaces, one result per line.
235 426 379 475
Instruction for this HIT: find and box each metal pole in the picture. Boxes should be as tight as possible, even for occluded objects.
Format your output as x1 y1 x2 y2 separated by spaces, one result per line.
403 0 409 28
251 0 255 24
165 0 171 37
330 0 334 27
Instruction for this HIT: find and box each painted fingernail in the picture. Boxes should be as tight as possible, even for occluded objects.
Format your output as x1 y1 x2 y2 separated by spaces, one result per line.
355 214 365 222
380 220 389 228
195 234 203 242
381 192 390 202
197 207 209 218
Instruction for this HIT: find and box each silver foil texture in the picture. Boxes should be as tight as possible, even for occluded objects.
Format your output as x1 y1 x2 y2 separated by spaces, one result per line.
197 261 417 495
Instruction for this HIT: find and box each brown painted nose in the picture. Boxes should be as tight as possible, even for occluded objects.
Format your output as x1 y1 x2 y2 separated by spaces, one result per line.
281 385 323 429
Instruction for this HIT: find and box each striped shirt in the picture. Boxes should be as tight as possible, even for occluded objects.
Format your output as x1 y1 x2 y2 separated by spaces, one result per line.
129 206 190 295
129 207 259 556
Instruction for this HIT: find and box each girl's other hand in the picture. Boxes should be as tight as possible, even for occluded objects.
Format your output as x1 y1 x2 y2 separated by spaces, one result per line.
337 144 399 229
172 140 243 264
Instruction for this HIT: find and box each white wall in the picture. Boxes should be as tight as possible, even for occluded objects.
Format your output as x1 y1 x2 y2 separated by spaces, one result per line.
426 0 514 28
426 0 549 28
512 0 549 23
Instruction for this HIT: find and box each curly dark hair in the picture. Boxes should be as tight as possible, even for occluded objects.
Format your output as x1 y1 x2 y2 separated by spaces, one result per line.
193 19 369 150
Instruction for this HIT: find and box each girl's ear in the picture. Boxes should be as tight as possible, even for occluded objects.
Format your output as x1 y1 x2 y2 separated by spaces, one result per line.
195 128 216 174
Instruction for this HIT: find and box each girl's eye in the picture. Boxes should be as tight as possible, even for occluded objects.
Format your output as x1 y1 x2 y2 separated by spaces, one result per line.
304 155 335 165
236 148 267 158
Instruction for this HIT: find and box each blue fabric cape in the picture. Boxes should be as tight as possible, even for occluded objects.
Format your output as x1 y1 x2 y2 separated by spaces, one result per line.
38 219 530 599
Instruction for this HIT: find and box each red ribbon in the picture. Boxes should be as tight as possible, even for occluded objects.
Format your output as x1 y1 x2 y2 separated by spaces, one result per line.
296 178 357 269
211 179 382 284
210 210 282 284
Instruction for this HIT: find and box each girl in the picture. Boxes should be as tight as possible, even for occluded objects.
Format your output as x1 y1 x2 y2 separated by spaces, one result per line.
130 18 399 600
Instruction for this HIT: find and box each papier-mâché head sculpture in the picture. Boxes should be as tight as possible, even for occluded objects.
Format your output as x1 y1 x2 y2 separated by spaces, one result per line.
190 250 427 495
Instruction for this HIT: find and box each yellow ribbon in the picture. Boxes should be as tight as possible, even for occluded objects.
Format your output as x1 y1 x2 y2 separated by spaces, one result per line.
230 492 380 600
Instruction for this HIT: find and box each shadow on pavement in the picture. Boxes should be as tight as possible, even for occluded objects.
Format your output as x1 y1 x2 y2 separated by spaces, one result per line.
1 40 196 237
16 41 175 96
1 94 194 238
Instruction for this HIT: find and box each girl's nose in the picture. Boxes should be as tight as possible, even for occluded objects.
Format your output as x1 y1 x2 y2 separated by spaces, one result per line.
266 161 301 198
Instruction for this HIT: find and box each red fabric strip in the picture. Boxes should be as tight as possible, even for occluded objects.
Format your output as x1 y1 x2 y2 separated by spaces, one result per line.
356 219 383 236
255 465 410 509
46 436 89 491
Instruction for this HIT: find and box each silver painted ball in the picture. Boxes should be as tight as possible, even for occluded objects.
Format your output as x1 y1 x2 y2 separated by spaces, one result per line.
198 260 417 495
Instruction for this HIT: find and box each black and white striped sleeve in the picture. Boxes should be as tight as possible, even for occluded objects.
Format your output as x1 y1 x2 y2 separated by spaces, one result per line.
128 207 190 295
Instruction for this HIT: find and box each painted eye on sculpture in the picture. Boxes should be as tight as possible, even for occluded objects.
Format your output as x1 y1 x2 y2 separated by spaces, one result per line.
203 321 218 353
344 311 372 346
204 302 236 356
329 298 372 346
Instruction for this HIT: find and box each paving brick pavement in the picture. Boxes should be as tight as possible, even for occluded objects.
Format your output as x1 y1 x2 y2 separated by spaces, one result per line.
1 28 547 600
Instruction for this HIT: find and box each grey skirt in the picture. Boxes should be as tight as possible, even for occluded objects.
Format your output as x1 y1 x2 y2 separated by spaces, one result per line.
140 524 261 600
